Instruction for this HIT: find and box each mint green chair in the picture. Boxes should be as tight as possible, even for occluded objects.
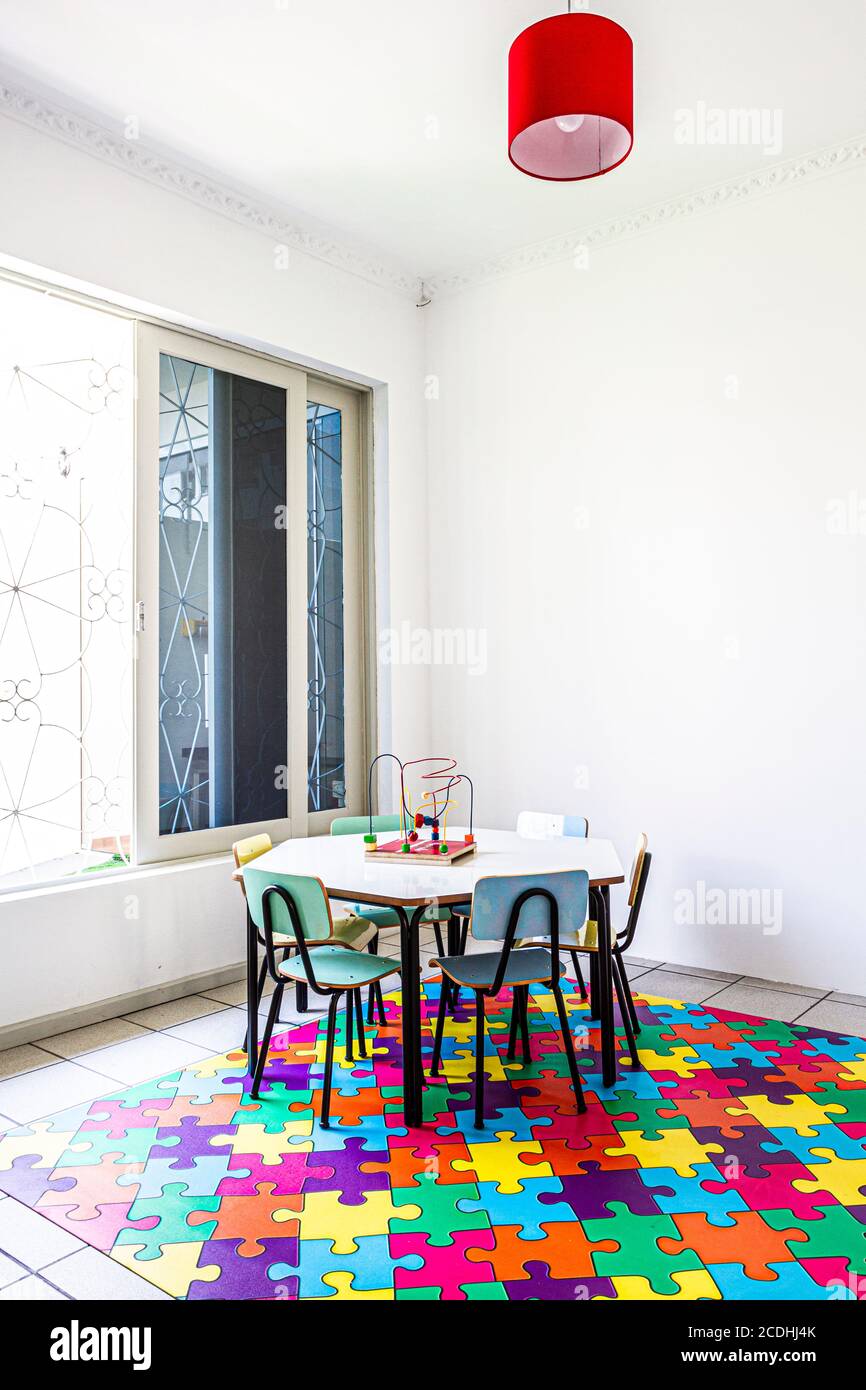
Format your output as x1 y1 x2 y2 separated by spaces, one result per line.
244 865 401 1126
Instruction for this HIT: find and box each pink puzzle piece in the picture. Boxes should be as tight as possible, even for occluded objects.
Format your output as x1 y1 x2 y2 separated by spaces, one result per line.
37 1200 158 1251
390 1228 496 1300
704 1163 837 1219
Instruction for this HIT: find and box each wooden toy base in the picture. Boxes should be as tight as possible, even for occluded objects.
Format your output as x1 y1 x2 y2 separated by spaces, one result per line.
364 838 477 865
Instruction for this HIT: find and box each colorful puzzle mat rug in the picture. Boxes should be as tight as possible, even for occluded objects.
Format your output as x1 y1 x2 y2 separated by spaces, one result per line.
1 981 866 1301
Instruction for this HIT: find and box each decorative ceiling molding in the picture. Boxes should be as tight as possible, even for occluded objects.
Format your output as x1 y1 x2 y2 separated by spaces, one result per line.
0 70 419 300
425 133 866 298
1 67 864 305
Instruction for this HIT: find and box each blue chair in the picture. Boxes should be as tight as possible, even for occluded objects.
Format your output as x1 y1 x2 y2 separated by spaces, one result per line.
429 869 589 1127
243 866 401 1127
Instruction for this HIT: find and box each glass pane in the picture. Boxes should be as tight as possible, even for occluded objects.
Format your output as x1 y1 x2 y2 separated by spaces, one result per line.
159 354 287 834
307 401 345 813
0 281 133 886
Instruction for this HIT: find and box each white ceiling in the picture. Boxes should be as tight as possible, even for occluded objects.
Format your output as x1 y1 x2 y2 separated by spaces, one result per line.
1 0 864 279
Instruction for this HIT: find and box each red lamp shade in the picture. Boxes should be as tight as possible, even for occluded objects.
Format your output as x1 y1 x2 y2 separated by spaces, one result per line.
508 12 633 181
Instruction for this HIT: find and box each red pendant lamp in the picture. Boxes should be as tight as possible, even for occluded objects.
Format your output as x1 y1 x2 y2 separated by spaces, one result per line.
508 7 633 181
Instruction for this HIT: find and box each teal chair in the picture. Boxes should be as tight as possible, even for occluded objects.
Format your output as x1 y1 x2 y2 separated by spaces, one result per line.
330 815 471 977
429 869 589 1128
244 865 401 1126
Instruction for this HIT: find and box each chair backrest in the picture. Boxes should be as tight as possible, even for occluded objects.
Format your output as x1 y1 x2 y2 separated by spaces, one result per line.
232 833 273 899
472 869 589 944
243 866 333 943
516 810 588 840
330 815 402 836
619 834 651 950
627 833 648 907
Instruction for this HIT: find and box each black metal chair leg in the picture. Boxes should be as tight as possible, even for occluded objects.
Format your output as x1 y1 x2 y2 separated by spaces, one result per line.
366 936 380 1024
432 919 445 959
587 953 599 1019
295 980 309 1013
353 986 367 1059
474 991 486 1129
321 993 340 1129
458 919 468 954
250 982 284 1099
374 980 386 1024
613 958 641 1069
506 991 520 1060
243 956 269 1052
519 985 531 1062
430 979 449 1077
615 951 641 1035
345 989 354 1063
552 981 587 1114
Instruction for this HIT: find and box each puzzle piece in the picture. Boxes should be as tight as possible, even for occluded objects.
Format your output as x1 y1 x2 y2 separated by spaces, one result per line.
657 1209 807 1280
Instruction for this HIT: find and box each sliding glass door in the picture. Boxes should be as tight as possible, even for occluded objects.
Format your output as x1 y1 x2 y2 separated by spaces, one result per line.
135 325 366 862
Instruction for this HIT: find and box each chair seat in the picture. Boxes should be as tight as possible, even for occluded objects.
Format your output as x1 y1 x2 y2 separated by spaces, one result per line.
515 921 603 952
262 912 377 954
432 946 565 990
278 944 401 989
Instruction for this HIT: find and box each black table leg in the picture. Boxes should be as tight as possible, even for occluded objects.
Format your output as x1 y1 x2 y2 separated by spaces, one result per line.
397 904 426 1126
246 907 259 1078
596 886 616 1087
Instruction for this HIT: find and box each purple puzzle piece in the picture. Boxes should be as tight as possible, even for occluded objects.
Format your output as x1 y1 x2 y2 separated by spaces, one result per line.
691 1123 800 1177
305 1138 390 1204
541 1167 663 1221
187 1237 299 1300
505 1267 617 1300
0 1155 77 1206
150 1117 238 1168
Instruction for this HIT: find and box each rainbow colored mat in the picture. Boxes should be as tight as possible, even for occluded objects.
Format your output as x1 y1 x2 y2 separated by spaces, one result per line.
1 980 865 1300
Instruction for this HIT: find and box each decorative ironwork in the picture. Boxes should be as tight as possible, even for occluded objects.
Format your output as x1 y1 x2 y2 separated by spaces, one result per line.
0 284 133 885
158 355 210 834
307 401 345 813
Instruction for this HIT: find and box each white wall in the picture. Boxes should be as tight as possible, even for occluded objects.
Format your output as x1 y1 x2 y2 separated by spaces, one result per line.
425 163 866 994
0 115 429 1033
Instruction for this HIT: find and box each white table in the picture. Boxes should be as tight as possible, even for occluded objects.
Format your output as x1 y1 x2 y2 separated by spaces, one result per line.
245 828 625 1123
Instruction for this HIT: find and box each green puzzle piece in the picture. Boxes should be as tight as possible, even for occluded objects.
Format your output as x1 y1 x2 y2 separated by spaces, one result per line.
762 1206 866 1275
116 1185 220 1256
389 1182 489 1246
583 1203 703 1294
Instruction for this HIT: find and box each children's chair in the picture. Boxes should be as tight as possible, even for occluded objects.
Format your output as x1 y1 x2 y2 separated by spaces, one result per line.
243 866 402 1126
233 834 385 1052
515 810 590 1001
429 869 589 1128
516 834 651 1069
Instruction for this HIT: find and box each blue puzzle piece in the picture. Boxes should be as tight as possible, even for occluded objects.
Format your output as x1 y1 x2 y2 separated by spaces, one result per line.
116 1155 242 1199
637 1164 749 1226
457 1178 575 1238
691 1040 779 1069
761 1127 866 1165
277 1234 423 1298
707 1260 831 1300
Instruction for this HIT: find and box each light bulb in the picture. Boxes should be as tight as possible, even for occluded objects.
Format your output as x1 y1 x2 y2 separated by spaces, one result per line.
555 114 585 134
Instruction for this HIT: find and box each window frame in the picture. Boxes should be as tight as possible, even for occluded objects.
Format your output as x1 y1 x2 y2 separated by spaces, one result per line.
134 321 371 865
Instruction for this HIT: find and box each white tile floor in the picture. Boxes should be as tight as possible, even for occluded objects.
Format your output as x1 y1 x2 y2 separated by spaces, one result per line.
0 929 864 1300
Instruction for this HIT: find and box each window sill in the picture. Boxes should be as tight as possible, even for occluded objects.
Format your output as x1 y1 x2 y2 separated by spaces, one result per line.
0 850 235 906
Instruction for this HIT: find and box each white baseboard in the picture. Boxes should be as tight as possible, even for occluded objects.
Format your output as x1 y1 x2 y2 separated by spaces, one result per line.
0 962 247 1050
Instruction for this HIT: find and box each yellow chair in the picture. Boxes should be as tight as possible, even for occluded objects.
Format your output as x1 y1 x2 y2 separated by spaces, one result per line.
516 833 651 1069
233 834 385 1046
